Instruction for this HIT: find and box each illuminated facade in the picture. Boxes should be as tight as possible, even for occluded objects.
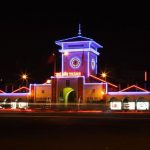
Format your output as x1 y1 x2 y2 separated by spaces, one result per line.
29 25 111 103
1 26 150 106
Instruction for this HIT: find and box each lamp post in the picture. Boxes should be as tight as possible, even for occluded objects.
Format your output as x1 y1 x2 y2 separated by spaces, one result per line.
52 53 56 76
22 74 28 88
101 72 107 108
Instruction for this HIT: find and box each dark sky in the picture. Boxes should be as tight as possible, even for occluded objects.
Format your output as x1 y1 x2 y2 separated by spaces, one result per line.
0 3 150 87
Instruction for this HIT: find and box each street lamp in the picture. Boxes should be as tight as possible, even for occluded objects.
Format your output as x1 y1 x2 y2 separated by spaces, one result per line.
22 74 28 88
101 72 107 81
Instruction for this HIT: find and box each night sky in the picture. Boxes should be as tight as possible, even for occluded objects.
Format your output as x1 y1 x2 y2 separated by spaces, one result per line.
0 3 150 89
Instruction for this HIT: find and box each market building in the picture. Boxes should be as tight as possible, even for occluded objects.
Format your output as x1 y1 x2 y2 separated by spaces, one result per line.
1 26 150 108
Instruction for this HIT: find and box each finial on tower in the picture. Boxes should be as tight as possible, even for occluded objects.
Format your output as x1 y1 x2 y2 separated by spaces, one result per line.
78 24 81 36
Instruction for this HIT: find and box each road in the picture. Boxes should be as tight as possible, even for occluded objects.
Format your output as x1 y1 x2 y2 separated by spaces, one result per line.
0 111 150 150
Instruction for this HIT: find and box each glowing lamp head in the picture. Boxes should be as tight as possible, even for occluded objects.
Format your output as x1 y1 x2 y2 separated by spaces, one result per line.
22 74 28 80
101 72 107 78
101 91 105 95
46 79 51 84
64 51 69 56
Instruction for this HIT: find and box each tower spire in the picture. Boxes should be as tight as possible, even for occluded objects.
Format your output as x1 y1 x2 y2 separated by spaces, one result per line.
78 24 81 36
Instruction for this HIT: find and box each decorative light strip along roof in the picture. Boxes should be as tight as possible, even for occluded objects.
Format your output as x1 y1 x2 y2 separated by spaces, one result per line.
55 36 103 48
0 89 5 93
55 35 94 42
0 93 28 96
119 85 149 92
108 92 150 95
90 75 118 88
12 86 29 93
59 48 100 55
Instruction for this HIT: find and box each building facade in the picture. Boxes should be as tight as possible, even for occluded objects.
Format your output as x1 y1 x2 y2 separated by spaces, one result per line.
1 27 150 104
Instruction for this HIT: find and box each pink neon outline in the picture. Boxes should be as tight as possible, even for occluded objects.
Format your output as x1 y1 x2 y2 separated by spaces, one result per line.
119 85 149 92
0 89 5 93
90 75 118 88
12 86 29 93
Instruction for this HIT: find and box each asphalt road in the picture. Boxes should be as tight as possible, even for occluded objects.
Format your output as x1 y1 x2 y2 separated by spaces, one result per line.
0 112 150 150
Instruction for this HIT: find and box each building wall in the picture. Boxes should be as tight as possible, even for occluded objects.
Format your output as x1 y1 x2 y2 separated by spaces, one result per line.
63 51 88 76
31 84 52 102
83 84 106 102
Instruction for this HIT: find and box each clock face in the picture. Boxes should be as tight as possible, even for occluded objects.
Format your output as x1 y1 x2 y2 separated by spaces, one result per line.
70 57 81 69
91 58 96 70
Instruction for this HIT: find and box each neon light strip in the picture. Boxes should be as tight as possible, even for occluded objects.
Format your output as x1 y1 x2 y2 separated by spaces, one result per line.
30 84 51 86
0 93 28 96
96 56 97 74
51 76 83 79
90 75 118 88
62 53 64 73
119 84 148 92
56 39 103 48
59 48 100 55
62 43 64 50
56 36 93 43
0 89 5 93
108 92 150 95
87 52 90 77
12 86 29 93
89 41 91 49
106 82 108 94
84 83 106 85
145 71 147 81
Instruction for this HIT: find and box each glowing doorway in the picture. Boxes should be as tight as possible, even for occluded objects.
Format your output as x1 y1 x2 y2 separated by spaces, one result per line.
63 87 76 104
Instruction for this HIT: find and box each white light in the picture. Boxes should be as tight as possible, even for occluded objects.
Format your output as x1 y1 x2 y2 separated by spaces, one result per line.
123 102 135 110
64 51 69 56
110 102 122 110
18 102 28 109
137 102 149 110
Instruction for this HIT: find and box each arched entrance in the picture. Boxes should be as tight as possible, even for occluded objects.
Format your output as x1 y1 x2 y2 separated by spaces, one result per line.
68 91 76 103
63 87 76 104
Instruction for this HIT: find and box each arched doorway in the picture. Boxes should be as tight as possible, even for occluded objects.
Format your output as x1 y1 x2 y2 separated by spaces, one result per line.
68 91 76 103
63 87 76 104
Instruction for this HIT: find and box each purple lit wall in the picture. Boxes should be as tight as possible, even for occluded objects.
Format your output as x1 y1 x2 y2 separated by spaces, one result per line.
89 52 97 75
63 51 88 76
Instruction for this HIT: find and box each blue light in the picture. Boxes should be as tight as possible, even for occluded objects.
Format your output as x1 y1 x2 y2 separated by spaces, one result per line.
108 92 150 95
0 93 28 96
59 48 100 55
87 52 90 77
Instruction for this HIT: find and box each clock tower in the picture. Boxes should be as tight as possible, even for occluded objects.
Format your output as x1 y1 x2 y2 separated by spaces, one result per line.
55 25 103 77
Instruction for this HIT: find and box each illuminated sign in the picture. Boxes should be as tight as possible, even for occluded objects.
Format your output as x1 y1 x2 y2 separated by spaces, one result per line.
123 102 135 110
55 72 81 77
136 102 149 110
110 102 122 110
